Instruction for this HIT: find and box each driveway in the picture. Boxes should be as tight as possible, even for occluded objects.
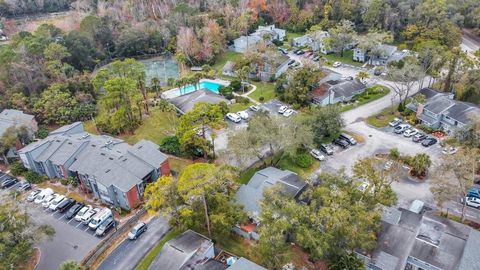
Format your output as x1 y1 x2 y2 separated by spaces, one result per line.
97 217 169 270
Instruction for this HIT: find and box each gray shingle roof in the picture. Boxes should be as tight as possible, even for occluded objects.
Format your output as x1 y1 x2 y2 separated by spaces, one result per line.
424 96 455 114
128 140 168 168
235 167 306 217
227 257 266 270
0 109 36 137
148 230 213 270
459 229 480 269
169 90 228 114
328 80 366 99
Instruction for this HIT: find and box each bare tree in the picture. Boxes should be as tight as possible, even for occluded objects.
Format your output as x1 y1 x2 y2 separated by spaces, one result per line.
430 148 480 222
387 59 424 108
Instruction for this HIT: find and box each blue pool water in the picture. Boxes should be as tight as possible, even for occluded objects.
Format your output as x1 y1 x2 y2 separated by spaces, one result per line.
178 81 223 95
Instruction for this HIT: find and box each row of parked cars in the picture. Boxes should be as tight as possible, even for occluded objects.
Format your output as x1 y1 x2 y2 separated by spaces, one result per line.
309 134 357 161
388 118 438 147
26 188 116 237
462 188 480 209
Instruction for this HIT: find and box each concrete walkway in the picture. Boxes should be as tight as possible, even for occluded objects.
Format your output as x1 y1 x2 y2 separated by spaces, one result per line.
233 83 259 105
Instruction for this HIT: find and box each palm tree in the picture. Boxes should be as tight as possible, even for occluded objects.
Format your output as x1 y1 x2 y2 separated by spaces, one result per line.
151 77 161 98
410 153 432 177
356 71 369 83
236 66 250 93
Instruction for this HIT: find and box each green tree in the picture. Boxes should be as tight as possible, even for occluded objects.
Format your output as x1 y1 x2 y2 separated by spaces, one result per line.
176 102 226 159
280 65 324 106
34 84 78 125
329 253 365 270
0 126 17 165
430 148 480 222
228 112 314 166
409 153 432 177
387 58 424 107
0 200 55 269
176 163 245 237
96 77 143 134
144 176 182 226
356 71 370 82
326 20 356 57
455 115 480 147
43 42 73 81
59 260 85 270
310 105 345 145
259 173 384 264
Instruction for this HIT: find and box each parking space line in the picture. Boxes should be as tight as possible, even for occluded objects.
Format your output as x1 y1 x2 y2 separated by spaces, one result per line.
58 214 66 220
76 222 83 228
50 211 57 216
84 227 90 232
67 218 75 224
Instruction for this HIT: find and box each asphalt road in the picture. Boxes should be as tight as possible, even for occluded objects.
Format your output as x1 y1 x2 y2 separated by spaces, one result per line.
97 217 170 270
461 29 480 54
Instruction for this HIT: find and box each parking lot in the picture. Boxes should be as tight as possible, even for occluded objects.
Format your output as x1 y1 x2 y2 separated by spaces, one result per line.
27 199 104 270
0 177 112 270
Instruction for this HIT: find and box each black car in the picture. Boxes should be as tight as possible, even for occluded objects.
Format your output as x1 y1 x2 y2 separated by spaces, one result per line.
57 199 76 213
288 60 295 65
95 217 116 237
1 178 18 189
66 202 85 219
421 137 437 147
319 144 334 155
333 138 349 149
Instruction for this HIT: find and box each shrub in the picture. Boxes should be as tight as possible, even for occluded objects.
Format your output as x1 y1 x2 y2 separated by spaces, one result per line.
230 80 242 92
295 153 313 168
235 96 250 105
37 127 49 139
259 96 265 102
10 162 27 176
272 39 284 46
409 153 432 177
25 171 45 184
160 136 182 156
60 178 69 186
389 148 400 160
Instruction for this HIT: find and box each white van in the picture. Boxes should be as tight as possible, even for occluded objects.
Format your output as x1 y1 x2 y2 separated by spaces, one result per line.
34 188 54 204
226 113 241 123
48 195 66 211
89 208 113 230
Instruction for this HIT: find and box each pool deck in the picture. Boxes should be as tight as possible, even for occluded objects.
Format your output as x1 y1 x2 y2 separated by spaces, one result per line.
162 79 230 99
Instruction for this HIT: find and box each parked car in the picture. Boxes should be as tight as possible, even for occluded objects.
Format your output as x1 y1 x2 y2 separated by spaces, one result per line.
17 182 32 192
82 208 100 224
296 50 305 55
412 133 427 142
320 144 334 155
278 48 288 54
421 137 437 147
128 222 147 240
310 149 325 161
464 196 480 208
249 105 260 112
42 194 58 208
66 202 85 219
48 195 66 211
312 56 320 61
394 124 411 134
374 68 382 76
442 146 458 155
358 182 370 192
403 129 418 137
332 61 342 68
283 109 295 117
27 189 42 202
57 199 76 213
95 217 116 237
287 59 295 66
75 205 92 222
89 208 113 230
333 138 349 149
388 118 402 127
467 188 480 199
226 113 241 123
34 188 54 204
339 134 357 145
236 111 249 120
278 105 288 114
1 178 18 189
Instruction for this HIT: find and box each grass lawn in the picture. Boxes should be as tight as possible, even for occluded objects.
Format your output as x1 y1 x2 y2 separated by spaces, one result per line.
278 156 320 178
213 51 242 75
168 156 193 175
83 120 99 135
367 106 400 128
340 85 390 112
322 50 363 67
248 82 276 102
119 107 177 146
229 101 252 113
135 229 181 270
286 31 304 41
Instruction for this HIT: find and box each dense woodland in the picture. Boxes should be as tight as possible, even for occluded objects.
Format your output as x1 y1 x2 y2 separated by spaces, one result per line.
0 0 479 129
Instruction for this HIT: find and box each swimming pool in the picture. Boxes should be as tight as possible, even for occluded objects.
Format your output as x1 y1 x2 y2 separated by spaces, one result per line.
177 81 224 95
